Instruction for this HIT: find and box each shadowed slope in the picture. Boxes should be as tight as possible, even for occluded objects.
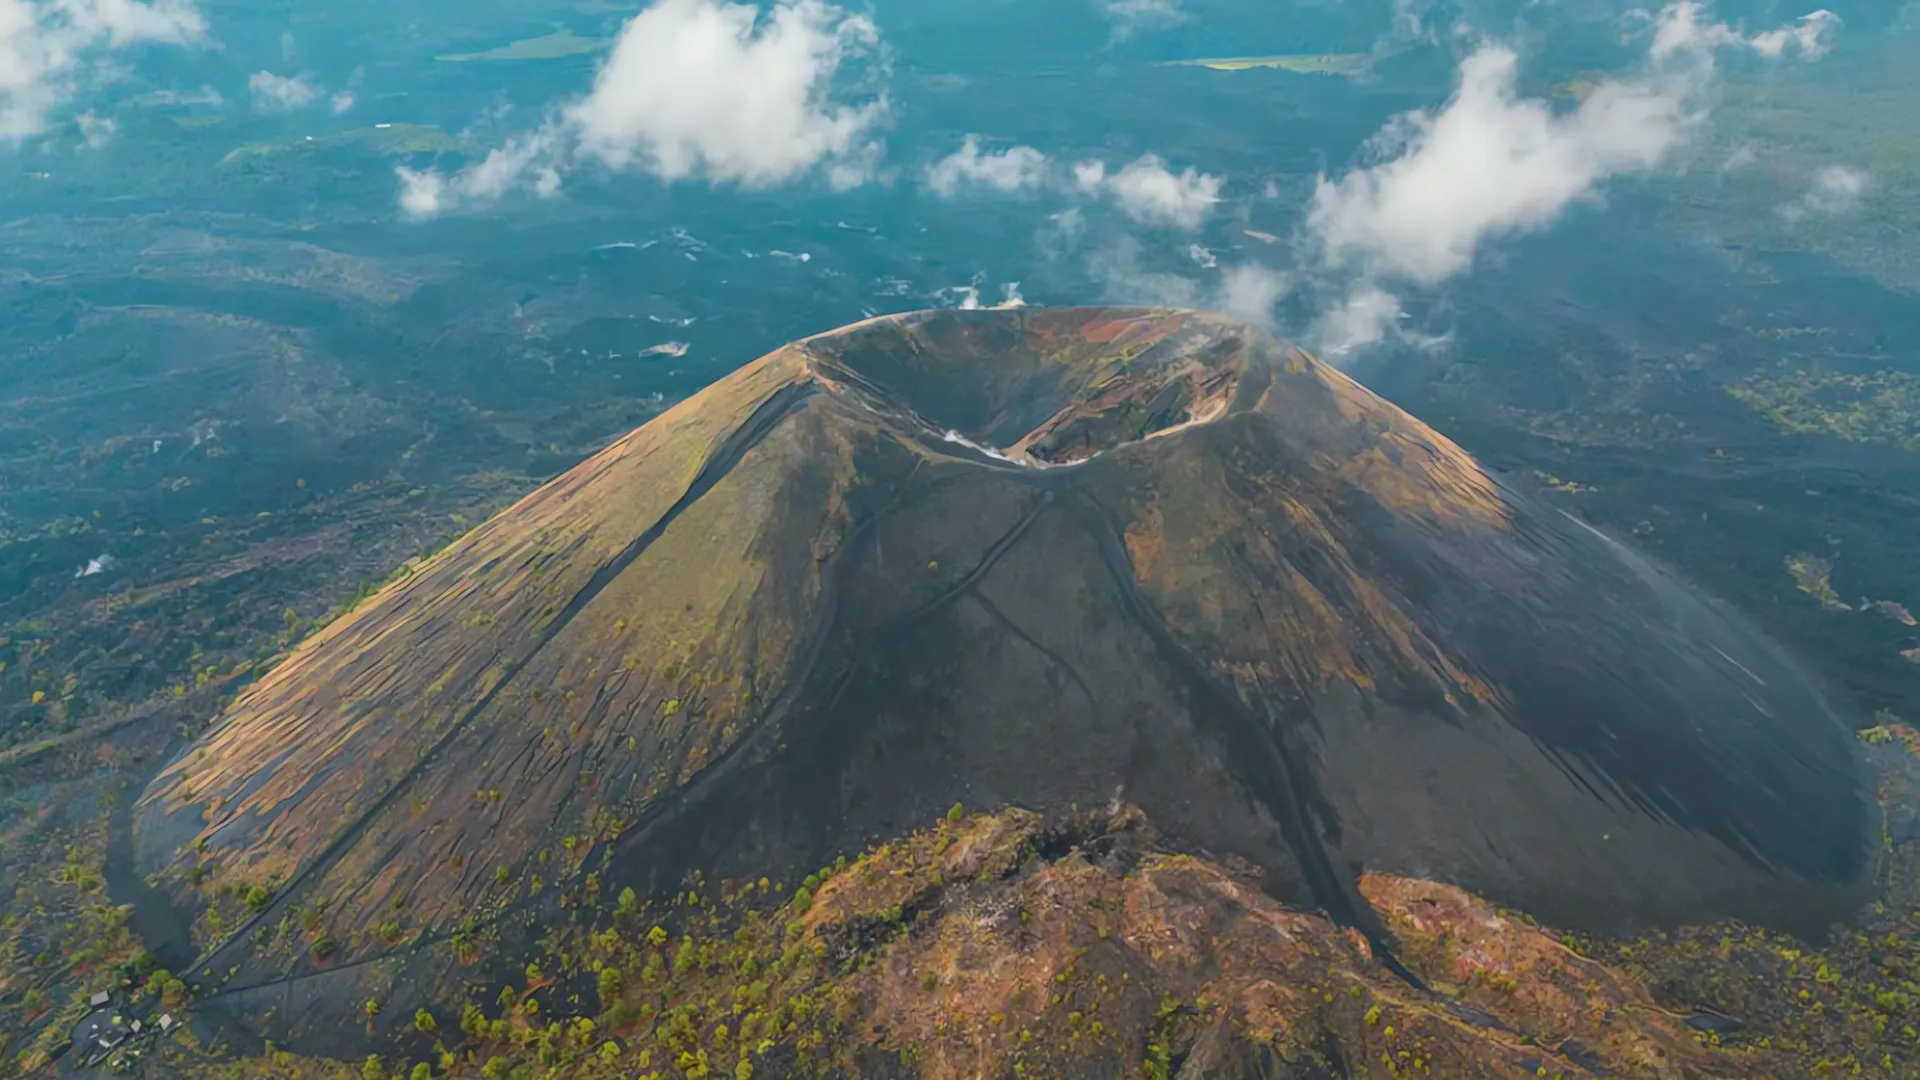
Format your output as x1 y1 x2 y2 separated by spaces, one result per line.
129 307 1869 1044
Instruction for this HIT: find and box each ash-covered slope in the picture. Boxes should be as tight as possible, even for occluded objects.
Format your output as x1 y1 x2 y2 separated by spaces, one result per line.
130 307 1868 1042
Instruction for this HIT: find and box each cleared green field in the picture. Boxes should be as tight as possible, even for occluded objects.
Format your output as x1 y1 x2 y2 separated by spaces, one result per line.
1160 52 1365 74
436 28 609 62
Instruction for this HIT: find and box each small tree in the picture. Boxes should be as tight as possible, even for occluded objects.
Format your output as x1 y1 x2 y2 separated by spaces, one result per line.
946 802 964 822
410 1064 432 1080
414 1008 437 1034
361 1055 385 1080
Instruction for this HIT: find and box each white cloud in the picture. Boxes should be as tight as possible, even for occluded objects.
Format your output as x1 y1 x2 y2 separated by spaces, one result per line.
129 83 221 107
1650 3 1839 60
1103 0 1183 38
925 134 1048 196
1106 154 1222 229
1218 264 1290 330
1312 284 1405 355
397 130 565 219
400 0 886 218
1037 206 1085 260
329 90 353 115
1309 46 1691 288
1088 235 1203 308
0 0 206 143
949 285 981 309
1749 10 1840 58
567 0 885 186
1303 2 1839 356
74 106 111 146
1064 153 1221 229
1783 163 1868 219
918 142 1219 221
396 166 448 218
469 132 564 201
1807 164 1868 208
248 70 319 112
1083 234 1289 329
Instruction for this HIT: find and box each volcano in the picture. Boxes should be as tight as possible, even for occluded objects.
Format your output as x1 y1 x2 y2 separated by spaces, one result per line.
131 307 1867 1043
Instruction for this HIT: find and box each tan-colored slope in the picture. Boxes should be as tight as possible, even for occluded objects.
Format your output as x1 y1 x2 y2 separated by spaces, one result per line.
134 347 851 961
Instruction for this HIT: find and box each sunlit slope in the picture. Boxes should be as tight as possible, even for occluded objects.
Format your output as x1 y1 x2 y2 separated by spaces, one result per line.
133 307 1869 1040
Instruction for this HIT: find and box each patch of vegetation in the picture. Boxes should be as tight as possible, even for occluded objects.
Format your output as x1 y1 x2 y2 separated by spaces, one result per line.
219 125 464 173
1786 552 1852 611
1730 368 1920 451
141 797 1920 1080
1160 53 1365 75
436 30 609 62
0 806 154 1075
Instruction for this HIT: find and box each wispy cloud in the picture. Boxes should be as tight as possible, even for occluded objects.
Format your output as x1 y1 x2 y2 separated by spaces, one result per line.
1078 232 1288 332
925 134 1048 195
1103 0 1184 39
248 70 319 112
1095 154 1223 230
923 136 1223 231
0 0 206 143
1649 4 1839 59
1782 163 1869 219
1216 264 1291 330
1302 1 1842 355
1086 234 1204 308
1308 46 1689 290
74 107 112 146
400 0 888 217
129 83 222 107
399 131 563 218
570 0 884 186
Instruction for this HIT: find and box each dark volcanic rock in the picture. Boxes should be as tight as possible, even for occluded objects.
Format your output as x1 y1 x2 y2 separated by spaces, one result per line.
128 307 1869 1041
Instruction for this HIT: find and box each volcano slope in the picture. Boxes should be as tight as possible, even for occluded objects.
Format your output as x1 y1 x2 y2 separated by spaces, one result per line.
130 306 1868 1044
